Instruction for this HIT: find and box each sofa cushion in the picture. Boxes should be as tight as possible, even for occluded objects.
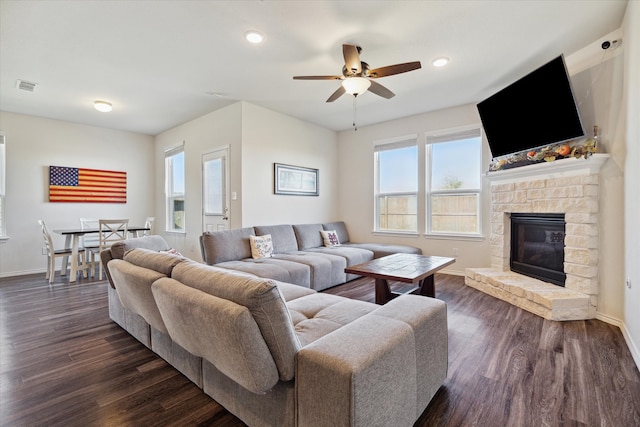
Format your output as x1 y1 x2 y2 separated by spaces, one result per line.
110 235 171 260
249 234 273 258
272 251 346 291
254 224 299 254
152 277 279 394
292 223 324 250
123 248 186 276
200 227 255 265
108 258 170 333
215 259 311 288
322 221 351 243
286 293 378 347
343 242 423 258
171 261 301 382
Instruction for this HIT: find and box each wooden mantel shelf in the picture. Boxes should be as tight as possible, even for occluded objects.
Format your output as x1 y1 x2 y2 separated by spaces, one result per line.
485 153 610 182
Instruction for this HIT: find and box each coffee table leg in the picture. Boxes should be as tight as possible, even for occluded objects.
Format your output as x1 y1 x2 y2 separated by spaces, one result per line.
418 274 435 298
375 278 393 304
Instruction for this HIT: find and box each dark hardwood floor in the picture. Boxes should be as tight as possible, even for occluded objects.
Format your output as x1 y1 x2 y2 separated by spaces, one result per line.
1 271 639 426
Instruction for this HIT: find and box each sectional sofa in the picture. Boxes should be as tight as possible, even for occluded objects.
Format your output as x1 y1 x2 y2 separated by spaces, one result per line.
200 221 422 291
101 235 448 427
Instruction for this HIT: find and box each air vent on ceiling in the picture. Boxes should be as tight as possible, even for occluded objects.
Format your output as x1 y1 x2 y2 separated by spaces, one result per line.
16 79 38 92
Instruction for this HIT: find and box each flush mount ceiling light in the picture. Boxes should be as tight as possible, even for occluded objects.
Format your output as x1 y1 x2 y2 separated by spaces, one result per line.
245 30 264 44
94 100 112 112
432 57 450 67
341 77 371 95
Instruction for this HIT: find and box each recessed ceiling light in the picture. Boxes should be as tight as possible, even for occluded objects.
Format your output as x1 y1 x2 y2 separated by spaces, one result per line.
94 100 112 112
245 30 264 44
432 57 450 67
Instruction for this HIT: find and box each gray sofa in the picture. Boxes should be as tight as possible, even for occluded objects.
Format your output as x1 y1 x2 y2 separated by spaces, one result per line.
200 221 422 291
102 236 448 427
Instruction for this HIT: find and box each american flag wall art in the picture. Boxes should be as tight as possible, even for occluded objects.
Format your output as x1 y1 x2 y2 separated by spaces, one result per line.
49 166 127 203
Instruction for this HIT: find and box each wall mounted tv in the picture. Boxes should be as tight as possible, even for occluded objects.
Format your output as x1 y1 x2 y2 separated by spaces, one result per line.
477 55 585 159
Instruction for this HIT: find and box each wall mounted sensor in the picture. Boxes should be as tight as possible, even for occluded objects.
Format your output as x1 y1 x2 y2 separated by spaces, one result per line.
601 39 621 50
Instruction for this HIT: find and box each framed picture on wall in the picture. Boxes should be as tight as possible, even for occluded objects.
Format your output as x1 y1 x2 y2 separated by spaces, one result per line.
274 163 319 196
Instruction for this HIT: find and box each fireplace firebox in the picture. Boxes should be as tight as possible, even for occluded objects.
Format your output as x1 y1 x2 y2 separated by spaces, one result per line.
510 213 566 286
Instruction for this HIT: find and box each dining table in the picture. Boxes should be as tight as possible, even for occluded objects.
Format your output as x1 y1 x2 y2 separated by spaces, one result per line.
53 225 150 282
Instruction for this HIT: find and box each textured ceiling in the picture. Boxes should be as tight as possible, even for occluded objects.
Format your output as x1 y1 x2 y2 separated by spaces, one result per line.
0 1 629 135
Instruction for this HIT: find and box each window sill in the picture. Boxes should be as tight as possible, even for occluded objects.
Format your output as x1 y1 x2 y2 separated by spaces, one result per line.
165 230 187 236
0 236 9 242
372 230 420 239
423 233 485 242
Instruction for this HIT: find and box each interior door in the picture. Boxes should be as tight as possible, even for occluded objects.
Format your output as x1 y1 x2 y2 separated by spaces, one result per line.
202 147 230 232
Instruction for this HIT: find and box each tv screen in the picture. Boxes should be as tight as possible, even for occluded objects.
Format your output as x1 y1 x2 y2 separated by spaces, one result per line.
477 55 584 159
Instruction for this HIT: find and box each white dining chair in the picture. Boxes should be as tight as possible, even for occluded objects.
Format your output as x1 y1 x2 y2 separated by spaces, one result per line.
38 219 87 284
143 216 155 236
80 218 100 277
97 219 129 280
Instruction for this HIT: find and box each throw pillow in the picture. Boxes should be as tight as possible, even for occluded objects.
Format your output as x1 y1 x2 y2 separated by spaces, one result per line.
320 230 341 247
249 234 273 258
160 248 183 257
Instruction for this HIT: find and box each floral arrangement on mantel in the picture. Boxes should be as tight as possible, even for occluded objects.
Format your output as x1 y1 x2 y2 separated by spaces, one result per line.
489 125 600 172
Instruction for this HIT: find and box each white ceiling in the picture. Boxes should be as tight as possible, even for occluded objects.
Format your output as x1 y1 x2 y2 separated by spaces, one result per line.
0 1 628 136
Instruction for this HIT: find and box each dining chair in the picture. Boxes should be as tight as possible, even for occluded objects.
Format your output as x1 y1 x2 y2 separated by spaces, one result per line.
143 216 155 236
38 219 87 284
97 219 129 280
80 218 100 277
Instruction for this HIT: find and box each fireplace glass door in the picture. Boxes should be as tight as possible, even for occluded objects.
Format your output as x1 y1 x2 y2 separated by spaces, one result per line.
510 213 566 286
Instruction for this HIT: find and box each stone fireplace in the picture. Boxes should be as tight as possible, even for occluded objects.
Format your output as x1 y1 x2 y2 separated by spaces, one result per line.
465 154 609 320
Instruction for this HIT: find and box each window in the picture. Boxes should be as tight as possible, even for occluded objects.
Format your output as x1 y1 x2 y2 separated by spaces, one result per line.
426 127 482 236
165 145 185 232
0 133 6 239
374 138 418 233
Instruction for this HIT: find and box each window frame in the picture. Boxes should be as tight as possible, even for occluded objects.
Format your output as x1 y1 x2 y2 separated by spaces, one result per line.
164 144 186 234
425 126 483 238
0 132 6 240
373 135 419 234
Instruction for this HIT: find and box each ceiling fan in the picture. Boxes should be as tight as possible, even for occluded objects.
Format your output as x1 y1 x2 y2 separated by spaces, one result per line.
293 44 422 103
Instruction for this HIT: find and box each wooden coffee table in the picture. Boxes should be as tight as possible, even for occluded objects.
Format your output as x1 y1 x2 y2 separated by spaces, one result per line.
345 253 455 304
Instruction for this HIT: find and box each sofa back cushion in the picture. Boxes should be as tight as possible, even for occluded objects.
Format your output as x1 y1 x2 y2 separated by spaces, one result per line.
293 223 324 250
254 224 299 253
171 261 301 381
123 248 186 276
323 221 351 243
152 277 279 394
200 227 255 264
108 258 170 333
110 235 172 260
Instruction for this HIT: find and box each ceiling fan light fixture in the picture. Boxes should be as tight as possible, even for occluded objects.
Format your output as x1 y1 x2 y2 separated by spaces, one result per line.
245 30 264 44
94 100 112 112
432 57 450 67
342 77 371 95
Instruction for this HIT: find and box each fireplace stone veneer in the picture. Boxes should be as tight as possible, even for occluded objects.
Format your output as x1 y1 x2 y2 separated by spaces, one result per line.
465 154 609 320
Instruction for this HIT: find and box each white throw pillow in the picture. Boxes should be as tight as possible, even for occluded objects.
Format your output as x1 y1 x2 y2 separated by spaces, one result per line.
249 234 273 258
320 230 341 247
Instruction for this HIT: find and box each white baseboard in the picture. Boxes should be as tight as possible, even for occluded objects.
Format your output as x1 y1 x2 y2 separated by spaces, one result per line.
0 268 46 279
620 322 640 370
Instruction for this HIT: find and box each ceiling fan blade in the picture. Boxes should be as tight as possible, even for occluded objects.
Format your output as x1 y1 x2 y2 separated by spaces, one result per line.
342 44 361 75
326 86 346 103
293 75 342 80
367 61 422 78
368 80 395 99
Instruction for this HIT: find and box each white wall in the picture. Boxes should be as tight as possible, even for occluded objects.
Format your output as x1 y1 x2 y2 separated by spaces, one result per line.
0 112 154 277
570 48 626 320
153 101 339 261
337 104 492 275
241 103 339 226
154 103 243 261
623 0 640 366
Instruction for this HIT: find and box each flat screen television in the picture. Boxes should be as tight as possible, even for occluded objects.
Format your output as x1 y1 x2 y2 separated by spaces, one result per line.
477 55 585 159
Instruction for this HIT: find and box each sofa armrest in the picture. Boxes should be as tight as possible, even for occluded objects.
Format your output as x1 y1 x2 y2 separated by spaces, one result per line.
100 249 116 289
295 295 447 427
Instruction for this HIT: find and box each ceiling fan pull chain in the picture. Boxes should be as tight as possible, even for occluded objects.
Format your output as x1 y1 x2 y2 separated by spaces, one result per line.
353 95 358 131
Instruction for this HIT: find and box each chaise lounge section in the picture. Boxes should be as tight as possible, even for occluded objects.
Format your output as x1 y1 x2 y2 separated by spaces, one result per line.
200 221 422 291
101 236 448 427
